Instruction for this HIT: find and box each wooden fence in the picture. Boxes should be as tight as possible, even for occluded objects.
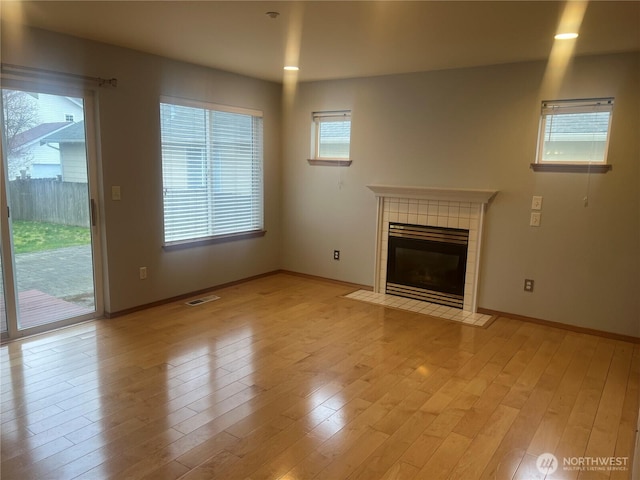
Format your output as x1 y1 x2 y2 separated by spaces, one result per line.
8 179 90 227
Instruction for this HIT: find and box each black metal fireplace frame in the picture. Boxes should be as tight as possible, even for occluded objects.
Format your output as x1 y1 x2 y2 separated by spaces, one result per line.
386 223 468 308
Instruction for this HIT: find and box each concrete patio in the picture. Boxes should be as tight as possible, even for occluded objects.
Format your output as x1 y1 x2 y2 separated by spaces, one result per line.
1 244 95 331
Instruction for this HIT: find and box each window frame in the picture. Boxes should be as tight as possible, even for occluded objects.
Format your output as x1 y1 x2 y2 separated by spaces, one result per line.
159 96 265 248
308 110 352 166
532 98 614 173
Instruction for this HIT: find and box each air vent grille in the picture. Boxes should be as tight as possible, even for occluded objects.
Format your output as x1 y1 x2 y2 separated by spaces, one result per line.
185 295 220 306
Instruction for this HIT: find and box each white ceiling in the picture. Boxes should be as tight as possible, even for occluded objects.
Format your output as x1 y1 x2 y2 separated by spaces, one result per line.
1 1 639 83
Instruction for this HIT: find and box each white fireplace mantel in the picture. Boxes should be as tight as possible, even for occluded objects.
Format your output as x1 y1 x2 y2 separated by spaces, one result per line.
367 185 498 204
368 184 499 314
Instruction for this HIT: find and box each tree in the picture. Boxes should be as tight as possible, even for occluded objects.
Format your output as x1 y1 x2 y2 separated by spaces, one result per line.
2 89 39 178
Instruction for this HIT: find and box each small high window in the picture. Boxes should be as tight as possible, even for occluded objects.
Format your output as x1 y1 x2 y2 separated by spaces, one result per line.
309 110 351 166
533 98 614 172
65 114 74 122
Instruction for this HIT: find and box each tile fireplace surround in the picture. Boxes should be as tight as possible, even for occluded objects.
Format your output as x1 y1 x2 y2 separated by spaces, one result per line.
365 185 498 324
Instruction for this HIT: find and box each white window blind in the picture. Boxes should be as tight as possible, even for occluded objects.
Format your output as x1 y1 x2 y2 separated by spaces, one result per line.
313 111 351 160
537 98 613 164
160 97 263 245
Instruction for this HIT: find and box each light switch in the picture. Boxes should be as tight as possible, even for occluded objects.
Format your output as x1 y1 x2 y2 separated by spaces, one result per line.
531 196 543 210
112 186 121 201
530 212 541 227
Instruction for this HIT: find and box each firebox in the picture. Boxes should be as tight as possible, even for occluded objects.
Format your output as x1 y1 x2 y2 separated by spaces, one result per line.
386 223 468 308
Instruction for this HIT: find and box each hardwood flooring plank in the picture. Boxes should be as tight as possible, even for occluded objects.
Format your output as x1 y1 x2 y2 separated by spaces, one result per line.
526 334 597 457
448 404 520 480
242 406 339 480
610 345 639 480
347 409 435 480
479 346 589 480
140 459 190 480
414 432 472 479
379 460 421 480
0 273 637 480
452 381 510 439
314 427 389 480
583 341 633 460
0 414 93 462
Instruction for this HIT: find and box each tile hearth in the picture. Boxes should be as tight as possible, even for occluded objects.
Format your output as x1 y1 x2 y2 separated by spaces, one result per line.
345 289 493 327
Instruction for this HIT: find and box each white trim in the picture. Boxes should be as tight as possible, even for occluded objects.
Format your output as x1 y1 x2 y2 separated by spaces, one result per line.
541 97 613 115
536 98 614 166
0 82 104 339
373 195 384 294
367 185 498 204
159 95 263 118
311 110 351 161
312 110 351 119
159 99 264 245
471 204 486 313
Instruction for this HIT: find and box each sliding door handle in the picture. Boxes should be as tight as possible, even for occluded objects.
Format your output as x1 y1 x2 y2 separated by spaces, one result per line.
90 199 97 227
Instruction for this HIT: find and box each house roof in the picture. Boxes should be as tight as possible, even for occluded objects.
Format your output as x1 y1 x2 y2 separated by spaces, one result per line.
544 112 611 144
11 122 70 149
39 121 85 144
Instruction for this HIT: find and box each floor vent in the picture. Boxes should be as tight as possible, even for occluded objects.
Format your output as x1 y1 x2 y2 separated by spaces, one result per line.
185 295 220 306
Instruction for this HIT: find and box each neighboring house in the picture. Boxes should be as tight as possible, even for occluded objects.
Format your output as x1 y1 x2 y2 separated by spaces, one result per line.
38 121 87 183
541 112 611 162
8 122 69 179
6 93 84 179
33 92 83 124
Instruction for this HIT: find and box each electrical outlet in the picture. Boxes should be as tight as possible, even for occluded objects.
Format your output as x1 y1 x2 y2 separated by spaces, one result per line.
531 196 543 210
524 279 534 292
333 250 340 261
530 212 541 227
112 186 121 201
139 266 147 280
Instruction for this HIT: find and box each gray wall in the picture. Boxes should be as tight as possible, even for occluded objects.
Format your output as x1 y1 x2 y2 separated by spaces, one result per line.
281 52 639 337
3 23 638 337
2 24 283 313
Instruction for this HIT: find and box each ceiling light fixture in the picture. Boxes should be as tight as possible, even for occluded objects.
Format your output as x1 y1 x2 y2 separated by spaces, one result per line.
266 11 280 19
554 32 579 40
284 66 299 71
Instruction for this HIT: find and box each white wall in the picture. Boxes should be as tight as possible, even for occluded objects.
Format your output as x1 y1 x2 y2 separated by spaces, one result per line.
37 94 83 124
1 23 283 313
60 144 87 183
281 52 639 337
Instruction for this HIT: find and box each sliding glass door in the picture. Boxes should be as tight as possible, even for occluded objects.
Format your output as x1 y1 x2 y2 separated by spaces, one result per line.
0 83 102 338
0 243 6 336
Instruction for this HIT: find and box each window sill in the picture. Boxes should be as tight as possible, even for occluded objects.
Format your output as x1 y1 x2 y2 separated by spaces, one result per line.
307 158 352 167
163 230 266 250
530 163 612 174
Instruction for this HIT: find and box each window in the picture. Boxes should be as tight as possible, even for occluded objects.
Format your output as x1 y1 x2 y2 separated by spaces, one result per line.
65 114 74 122
534 98 614 172
160 97 263 245
309 110 351 165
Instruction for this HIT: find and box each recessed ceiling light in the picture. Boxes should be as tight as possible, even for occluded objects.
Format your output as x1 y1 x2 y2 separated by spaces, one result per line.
555 32 579 40
284 66 299 71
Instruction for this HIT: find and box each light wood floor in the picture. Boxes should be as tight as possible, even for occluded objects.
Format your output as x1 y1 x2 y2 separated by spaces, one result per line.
1 273 638 480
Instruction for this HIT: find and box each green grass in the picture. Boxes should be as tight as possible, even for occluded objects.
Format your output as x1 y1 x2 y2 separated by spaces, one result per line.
11 221 91 254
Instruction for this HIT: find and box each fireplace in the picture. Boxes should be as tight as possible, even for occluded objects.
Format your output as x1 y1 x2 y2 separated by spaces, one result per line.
367 185 498 314
386 224 468 308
